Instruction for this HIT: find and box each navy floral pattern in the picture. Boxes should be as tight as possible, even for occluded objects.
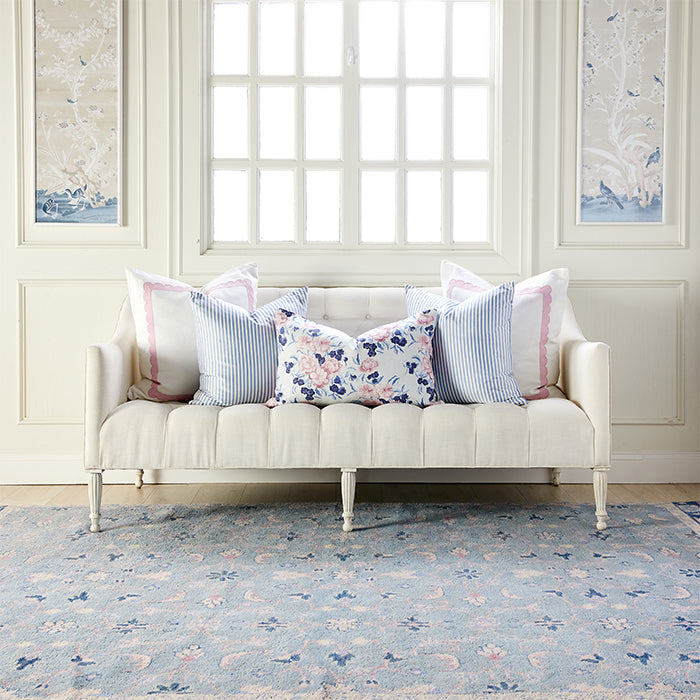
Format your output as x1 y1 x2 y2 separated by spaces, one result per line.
269 310 439 407
0 501 697 698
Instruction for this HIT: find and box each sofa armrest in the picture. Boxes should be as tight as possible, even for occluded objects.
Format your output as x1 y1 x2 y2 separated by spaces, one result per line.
559 338 611 467
84 297 137 469
84 340 135 469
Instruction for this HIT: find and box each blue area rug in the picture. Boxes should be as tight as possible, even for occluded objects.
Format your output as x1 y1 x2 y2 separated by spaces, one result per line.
0 502 698 699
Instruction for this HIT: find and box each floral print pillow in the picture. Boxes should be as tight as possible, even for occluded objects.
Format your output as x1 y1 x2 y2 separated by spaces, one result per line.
269 310 439 407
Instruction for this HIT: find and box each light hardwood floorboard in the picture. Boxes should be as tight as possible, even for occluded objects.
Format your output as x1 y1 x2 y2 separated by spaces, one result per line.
1 483 697 506
192 484 245 505
678 483 700 500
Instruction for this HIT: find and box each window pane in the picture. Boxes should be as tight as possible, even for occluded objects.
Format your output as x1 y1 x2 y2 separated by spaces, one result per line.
453 171 488 242
259 86 295 159
305 87 341 160
453 86 489 160
213 86 248 159
306 170 340 242
361 171 396 243
406 171 441 242
259 2 295 75
213 3 248 75
213 170 248 242
359 2 398 78
406 86 442 160
453 2 490 77
360 87 396 161
259 170 295 241
304 2 342 76
405 1 445 78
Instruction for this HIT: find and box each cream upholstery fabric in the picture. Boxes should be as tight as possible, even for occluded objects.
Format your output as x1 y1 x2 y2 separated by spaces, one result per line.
99 395 595 469
88 287 609 473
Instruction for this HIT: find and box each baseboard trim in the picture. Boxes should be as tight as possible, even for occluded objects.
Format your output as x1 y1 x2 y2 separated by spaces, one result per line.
0 452 697 485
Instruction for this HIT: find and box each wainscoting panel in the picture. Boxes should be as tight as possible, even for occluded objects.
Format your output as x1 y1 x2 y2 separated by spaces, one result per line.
19 281 127 424
568 281 685 425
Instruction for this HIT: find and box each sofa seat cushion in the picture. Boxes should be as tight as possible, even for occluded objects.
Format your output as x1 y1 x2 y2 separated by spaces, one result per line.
99 394 595 470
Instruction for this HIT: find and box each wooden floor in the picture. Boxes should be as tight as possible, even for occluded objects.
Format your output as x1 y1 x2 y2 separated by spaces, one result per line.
0 482 697 507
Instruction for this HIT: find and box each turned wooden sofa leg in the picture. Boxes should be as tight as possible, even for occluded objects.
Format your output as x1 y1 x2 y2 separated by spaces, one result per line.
551 468 561 486
135 469 144 489
341 468 357 532
88 470 103 533
593 467 609 531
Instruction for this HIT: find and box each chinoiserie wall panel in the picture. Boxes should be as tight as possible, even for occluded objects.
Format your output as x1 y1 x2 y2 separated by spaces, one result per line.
19 282 127 424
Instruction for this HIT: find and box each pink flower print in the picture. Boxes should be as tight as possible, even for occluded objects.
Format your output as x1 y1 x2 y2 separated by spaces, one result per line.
313 337 331 354
324 357 342 375
417 312 435 325
274 310 291 328
465 593 487 607
418 335 432 352
421 356 435 381
298 334 316 351
378 383 395 400
300 355 320 376
477 643 506 660
359 384 381 406
360 358 379 373
308 367 330 388
176 644 204 662
368 327 391 342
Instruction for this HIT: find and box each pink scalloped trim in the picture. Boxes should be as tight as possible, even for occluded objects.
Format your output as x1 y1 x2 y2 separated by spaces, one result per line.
143 281 195 402
446 279 490 298
517 285 552 400
204 279 255 312
445 277 555 400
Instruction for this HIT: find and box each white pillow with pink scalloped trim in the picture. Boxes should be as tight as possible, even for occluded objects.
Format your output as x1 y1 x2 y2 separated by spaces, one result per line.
441 261 569 400
126 264 257 402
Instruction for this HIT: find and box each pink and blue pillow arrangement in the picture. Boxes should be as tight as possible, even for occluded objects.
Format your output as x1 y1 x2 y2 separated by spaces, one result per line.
124 262 569 408
189 287 309 406
405 283 525 406
268 309 439 407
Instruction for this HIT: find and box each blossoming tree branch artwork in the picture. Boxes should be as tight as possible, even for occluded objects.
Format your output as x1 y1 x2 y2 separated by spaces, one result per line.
579 0 666 224
35 0 120 224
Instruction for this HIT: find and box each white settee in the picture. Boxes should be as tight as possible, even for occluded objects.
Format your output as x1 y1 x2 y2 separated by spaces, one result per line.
84 287 611 533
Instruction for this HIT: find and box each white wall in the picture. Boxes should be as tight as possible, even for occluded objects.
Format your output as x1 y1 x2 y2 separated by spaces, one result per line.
0 0 697 485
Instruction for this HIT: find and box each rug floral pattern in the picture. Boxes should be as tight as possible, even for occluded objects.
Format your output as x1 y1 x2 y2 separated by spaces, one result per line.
0 502 698 698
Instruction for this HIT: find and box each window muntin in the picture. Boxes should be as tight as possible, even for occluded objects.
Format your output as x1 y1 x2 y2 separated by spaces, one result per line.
207 0 494 248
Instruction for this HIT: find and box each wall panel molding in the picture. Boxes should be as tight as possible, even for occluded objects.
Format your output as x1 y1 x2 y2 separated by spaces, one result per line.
15 0 147 248
569 279 686 425
18 279 127 425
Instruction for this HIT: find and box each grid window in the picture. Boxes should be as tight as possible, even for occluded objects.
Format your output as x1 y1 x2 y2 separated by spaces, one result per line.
207 0 494 248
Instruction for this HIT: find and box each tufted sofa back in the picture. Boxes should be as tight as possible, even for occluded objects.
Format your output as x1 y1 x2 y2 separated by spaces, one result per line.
256 287 442 337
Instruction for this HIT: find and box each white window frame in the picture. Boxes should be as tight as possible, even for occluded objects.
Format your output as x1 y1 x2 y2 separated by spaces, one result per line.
173 0 532 285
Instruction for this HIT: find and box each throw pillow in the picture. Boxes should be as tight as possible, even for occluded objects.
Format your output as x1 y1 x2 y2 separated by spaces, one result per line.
270 310 439 407
126 263 258 402
190 288 309 406
405 284 525 406
441 261 569 399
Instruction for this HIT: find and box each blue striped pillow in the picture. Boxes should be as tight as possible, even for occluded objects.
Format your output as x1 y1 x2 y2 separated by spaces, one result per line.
189 288 308 406
405 284 525 406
